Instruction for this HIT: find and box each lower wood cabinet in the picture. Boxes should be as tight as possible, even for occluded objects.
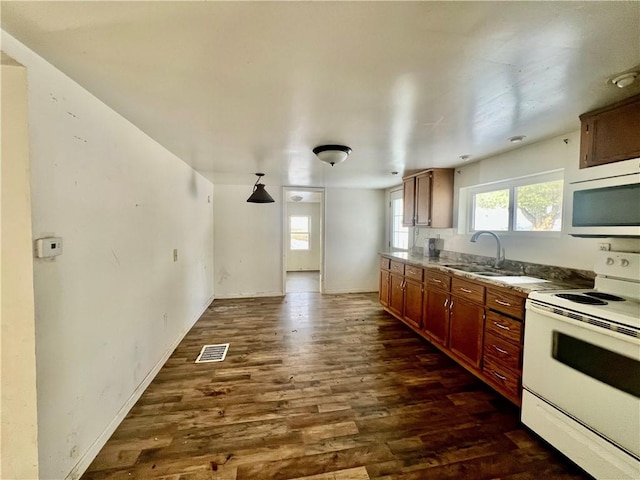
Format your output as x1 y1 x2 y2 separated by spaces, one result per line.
449 296 484 370
423 287 450 347
389 273 405 318
379 269 390 307
379 255 527 405
403 278 423 330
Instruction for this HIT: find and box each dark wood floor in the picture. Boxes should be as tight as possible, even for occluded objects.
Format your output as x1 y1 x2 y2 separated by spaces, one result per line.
82 292 590 480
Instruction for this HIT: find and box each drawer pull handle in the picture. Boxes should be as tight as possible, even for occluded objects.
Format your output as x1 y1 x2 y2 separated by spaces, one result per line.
493 322 510 331
493 345 508 355
492 371 507 381
495 299 512 306
431 278 442 284
460 287 473 293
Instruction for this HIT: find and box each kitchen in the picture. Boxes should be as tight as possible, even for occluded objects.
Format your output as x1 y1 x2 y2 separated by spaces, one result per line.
2 2 640 480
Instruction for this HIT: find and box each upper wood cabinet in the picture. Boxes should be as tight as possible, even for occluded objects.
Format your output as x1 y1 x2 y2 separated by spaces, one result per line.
402 177 416 226
579 94 640 169
402 168 454 227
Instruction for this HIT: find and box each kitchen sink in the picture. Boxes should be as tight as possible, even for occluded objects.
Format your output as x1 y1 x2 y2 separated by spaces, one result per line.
442 264 518 276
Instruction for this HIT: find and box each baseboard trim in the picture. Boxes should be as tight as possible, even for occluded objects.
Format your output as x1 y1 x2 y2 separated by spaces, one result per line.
322 288 377 295
65 293 214 480
214 291 284 299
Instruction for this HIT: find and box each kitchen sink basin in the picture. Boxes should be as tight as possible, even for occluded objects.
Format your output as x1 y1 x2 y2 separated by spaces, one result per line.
442 264 518 276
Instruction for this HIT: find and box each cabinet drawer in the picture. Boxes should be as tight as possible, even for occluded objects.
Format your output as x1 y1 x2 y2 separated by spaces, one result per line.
405 265 423 281
390 261 405 275
451 278 485 304
424 270 451 291
380 257 391 270
485 311 522 345
483 356 520 399
484 332 521 372
486 288 525 319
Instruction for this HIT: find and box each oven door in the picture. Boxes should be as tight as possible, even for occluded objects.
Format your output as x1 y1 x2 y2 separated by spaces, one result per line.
522 299 640 459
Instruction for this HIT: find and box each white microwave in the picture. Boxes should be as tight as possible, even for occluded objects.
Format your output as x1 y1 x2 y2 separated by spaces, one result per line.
567 162 640 237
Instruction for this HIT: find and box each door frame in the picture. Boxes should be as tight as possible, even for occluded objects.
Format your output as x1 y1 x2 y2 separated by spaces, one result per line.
282 187 325 294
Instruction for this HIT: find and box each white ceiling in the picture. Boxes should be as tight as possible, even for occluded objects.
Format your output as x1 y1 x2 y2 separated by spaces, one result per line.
2 1 639 188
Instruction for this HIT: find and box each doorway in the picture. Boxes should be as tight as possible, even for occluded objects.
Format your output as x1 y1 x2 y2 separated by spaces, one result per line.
283 187 324 293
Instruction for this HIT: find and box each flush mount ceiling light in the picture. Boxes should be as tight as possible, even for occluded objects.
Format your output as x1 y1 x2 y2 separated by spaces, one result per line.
611 72 638 88
459 155 472 162
290 195 303 202
246 173 275 203
509 135 526 144
312 144 351 166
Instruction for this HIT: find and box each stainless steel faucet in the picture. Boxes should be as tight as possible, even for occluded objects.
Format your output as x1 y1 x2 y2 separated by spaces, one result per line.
470 230 505 268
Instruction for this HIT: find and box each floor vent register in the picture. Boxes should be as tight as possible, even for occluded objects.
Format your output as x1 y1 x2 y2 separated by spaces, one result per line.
195 343 229 363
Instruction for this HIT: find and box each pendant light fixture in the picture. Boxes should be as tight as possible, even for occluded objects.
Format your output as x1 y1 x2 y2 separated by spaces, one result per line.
246 173 275 203
313 144 351 166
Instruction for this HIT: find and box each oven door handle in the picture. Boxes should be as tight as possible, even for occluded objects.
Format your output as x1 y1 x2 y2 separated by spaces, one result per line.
526 300 640 344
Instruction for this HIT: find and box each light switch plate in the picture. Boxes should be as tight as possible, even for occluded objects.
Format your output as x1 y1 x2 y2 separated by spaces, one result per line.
36 237 63 258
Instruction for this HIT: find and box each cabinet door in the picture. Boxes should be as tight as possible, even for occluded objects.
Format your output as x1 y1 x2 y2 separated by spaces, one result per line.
389 273 405 318
449 297 485 370
415 172 431 226
580 95 640 168
403 279 423 329
402 177 415 226
423 288 450 347
430 169 454 228
379 269 390 307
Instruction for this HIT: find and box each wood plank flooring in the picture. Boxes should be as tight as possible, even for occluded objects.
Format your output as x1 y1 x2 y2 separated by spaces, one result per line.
82 292 591 480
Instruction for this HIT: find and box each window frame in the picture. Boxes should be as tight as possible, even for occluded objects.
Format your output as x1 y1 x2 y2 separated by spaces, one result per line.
462 169 564 237
289 215 311 251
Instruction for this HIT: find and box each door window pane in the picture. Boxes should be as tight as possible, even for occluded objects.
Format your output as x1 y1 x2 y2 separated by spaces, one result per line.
391 197 408 249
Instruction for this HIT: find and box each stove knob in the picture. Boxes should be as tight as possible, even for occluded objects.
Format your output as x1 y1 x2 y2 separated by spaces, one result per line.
620 258 630 267
606 257 615 265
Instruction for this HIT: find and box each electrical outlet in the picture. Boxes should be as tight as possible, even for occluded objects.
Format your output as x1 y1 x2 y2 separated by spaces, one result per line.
599 242 611 251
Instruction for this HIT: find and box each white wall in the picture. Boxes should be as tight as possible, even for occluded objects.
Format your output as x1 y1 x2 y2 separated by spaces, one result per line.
213 185 385 297
2 32 214 480
213 184 283 298
1 60 40 480
286 202 321 271
324 188 386 293
416 131 640 268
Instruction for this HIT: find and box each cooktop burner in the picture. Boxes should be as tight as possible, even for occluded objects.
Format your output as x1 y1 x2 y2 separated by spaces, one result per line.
555 293 608 305
584 292 626 302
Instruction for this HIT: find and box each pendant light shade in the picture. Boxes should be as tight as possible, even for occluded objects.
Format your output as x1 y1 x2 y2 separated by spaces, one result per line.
313 144 351 166
246 173 275 203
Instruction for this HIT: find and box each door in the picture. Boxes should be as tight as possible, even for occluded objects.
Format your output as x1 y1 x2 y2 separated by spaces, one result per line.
415 172 431 226
389 273 405 318
402 177 415 226
403 279 423 329
449 296 485 369
423 288 450 346
283 188 324 293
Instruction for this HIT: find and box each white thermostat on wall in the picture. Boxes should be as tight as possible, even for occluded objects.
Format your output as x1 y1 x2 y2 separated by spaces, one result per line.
35 237 63 258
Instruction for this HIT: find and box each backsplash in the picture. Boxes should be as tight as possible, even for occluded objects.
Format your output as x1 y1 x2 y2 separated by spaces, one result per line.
412 246 595 288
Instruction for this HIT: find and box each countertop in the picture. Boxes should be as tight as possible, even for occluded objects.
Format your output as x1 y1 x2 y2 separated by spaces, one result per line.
379 251 590 295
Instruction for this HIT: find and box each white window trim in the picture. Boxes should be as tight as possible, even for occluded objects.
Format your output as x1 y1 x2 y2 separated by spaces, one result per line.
459 169 564 237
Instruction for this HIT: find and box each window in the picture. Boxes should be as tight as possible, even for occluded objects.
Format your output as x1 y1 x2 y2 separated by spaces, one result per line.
390 189 408 249
465 170 564 234
290 215 310 250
